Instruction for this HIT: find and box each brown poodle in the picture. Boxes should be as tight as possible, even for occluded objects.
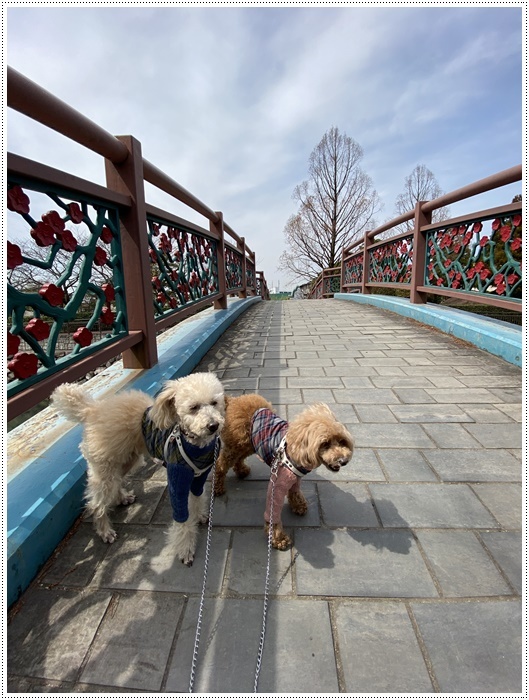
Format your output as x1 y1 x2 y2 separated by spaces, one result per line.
215 394 354 549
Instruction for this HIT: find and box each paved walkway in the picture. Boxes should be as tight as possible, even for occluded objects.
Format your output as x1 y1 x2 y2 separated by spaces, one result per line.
7 300 523 693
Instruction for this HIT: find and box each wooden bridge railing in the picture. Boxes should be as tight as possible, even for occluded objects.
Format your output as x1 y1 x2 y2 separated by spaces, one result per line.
309 165 522 311
6 67 269 421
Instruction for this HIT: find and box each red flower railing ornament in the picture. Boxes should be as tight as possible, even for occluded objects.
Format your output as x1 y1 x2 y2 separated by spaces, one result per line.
8 352 39 380
425 212 522 299
7 181 127 398
147 215 220 320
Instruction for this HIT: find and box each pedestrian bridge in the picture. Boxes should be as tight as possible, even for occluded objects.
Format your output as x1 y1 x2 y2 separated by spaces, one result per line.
6 66 523 693
7 298 522 693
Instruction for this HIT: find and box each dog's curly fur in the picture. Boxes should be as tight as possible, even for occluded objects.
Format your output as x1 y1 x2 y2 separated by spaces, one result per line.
51 372 225 564
215 394 354 549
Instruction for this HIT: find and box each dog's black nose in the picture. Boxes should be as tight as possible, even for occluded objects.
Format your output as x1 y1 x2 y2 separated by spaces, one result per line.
208 422 219 434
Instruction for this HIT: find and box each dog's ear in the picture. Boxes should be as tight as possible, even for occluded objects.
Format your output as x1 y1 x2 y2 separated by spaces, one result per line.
286 425 322 470
149 380 180 429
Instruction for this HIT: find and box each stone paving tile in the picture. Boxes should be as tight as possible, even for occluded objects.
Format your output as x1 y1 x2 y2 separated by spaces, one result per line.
459 403 515 422
286 376 344 388
479 531 522 594
211 481 321 527
411 600 522 692
90 525 230 593
80 591 183 690
354 404 399 423
308 448 385 481
393 388 437 404
426 388 502 403
495 403 523 421
390 403 473 422
41 523 113 587
295 528 438 597
376 448 438 481
371 376 435 388
420 423 482 448
456 375 522 388
317 482 380 527
301 388 337 403
100 480 166 525
334 388 401 403
422 448 522 482
333 601 433 692
488 386 522 402
416 530 513 596
352 423 435 448
224 529 293 595
321 402 359 423
464 422 522 448
471 483 522 529
370 484 498 528
165 598 339 693
7 588 111 681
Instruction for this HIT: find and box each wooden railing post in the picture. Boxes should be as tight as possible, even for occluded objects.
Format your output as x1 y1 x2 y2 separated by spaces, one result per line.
212 212 227 309
361 230 371 294
239 237 247 299
340 247 346 292
410 201 431 304
105 135 158 369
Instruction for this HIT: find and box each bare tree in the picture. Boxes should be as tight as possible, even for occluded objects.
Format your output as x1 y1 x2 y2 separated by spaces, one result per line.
387 164 450 237
279 127 380 283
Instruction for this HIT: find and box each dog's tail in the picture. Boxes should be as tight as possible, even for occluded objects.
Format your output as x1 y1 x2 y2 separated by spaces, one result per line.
51 383 96 424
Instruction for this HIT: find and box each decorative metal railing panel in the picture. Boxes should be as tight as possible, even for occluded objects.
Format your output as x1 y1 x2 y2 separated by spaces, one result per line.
7 181 127 397
246 261 255 290
324 274 341 295
343 252 364 286
225 245 243 292
309 277 323 299
369 235 414 285
147 216 219 320
424 212 522 299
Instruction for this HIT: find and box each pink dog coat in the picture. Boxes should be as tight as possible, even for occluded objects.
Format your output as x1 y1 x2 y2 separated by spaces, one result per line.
250 407 309 524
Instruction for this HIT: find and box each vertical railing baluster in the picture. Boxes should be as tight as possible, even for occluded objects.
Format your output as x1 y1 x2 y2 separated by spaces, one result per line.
212 212 227 310
105 135 158 368
361 230 371 294
410 201 431 304
239 237 247 299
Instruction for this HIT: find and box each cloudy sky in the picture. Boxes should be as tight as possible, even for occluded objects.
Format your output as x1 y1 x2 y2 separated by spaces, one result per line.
6 5 523 291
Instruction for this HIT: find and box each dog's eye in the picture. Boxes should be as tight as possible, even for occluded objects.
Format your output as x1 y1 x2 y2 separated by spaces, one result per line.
210 400 218 407
321 440 330 449
190 404 200 413
339 439 349 447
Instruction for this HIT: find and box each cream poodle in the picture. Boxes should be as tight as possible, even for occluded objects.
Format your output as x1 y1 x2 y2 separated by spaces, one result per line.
215 394 354 550
51 372 225 565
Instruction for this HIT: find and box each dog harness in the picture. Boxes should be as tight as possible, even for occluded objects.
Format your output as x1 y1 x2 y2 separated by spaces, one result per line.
250 407 310 524
141 408 217 523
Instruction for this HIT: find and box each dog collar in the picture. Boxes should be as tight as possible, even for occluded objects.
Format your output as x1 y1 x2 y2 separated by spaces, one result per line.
164 427 218 475
275 437 311 477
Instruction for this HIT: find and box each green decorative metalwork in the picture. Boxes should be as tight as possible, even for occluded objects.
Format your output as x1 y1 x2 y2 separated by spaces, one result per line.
147 216 219 319
344 252 364 285
7 181 127 397
425 212 522 299
225 246 243 291
246 261 255 289
324 274 341 295
369 236 413 284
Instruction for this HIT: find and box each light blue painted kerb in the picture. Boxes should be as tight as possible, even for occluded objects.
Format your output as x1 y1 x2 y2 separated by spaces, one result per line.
334 294 522 367
7 297 260 607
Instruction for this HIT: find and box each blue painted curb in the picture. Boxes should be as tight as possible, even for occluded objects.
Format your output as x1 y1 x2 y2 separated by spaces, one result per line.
334 294 522 367
7 297 261 608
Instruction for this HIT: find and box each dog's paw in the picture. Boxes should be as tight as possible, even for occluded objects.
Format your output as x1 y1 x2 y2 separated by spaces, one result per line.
234 463 251 480
180 550 195 566
197 514 209 525
272 532 292 550
101 529 118 544
120 491 136 506
213 482 226 496
288 492 308 516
